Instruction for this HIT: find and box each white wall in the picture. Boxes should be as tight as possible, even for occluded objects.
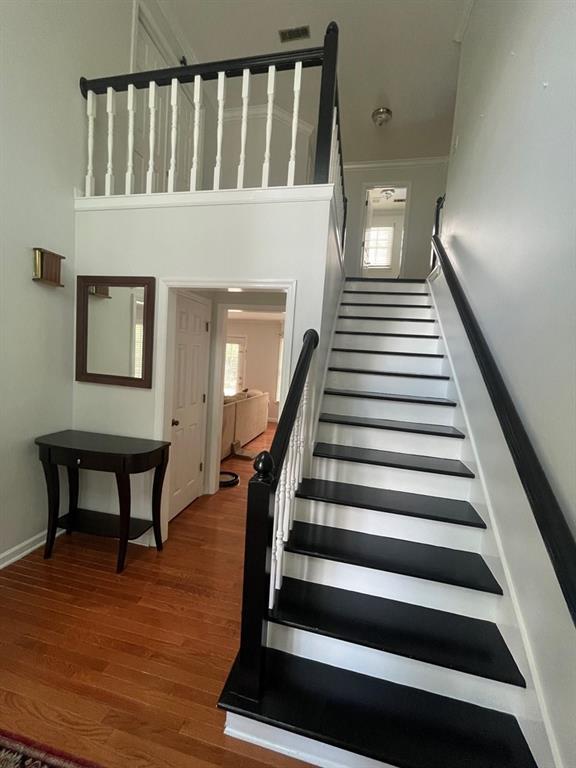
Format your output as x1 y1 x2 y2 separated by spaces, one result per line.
0 0 136 563
343 159 448 278
73 187 343 534
441 0 576 536
226 318 284 420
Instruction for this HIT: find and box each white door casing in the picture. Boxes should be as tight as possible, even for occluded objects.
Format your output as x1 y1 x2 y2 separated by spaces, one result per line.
169 293 210 520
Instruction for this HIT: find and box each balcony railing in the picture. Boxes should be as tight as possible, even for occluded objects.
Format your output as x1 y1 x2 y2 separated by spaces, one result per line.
79 22 347 233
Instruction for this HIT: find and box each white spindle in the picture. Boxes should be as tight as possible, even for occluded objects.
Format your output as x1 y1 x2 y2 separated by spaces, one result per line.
236 68 250 189
261 65 276 188
167 78 179 193
85 90 96 197
287 62 302 186
269 490 282 609
125 84 135 195
328 108 338 183
190 75 203 191
275 465 288 590
105 87 115 196
146 82 157 194
213 71 226 190
283 428 298 542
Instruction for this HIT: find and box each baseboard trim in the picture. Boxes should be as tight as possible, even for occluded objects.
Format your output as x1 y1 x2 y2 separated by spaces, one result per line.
224 713 394 768
0 529 64 570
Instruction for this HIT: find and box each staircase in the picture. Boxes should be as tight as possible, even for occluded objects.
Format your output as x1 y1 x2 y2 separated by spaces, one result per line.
220 277 547 768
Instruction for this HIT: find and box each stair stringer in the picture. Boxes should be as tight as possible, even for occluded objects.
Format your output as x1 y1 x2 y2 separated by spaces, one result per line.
429 270 575 768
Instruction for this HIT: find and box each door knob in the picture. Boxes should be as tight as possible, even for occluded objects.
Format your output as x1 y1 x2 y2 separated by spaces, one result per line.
171 419 180 426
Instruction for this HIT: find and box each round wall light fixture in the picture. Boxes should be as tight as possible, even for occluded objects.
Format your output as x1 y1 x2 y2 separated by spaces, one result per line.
372 107 393 127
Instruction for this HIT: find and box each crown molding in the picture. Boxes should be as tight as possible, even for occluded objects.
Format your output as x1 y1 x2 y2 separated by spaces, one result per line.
343 156 449 171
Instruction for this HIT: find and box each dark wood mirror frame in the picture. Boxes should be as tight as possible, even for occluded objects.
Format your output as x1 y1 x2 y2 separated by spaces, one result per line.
76 276 156 388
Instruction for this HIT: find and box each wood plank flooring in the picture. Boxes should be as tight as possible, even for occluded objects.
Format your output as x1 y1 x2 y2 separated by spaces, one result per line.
0 426 310 768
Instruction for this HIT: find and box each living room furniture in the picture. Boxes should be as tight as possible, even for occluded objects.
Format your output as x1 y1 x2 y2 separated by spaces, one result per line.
221 391 270 460
35 430 170 573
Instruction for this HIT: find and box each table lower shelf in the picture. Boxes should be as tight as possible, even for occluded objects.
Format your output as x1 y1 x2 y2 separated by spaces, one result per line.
57 509 153 540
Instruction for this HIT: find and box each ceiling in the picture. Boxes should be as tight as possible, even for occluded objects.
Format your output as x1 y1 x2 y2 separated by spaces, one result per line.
166 0 467 162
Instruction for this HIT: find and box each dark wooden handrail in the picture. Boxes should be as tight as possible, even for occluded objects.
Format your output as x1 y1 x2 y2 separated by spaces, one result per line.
431 212 576 624
80 46 324 97
235 328 319 701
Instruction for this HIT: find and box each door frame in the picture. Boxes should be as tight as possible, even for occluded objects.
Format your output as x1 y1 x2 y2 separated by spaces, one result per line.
166 290 211 521
359 180 412 278
155 278 296 540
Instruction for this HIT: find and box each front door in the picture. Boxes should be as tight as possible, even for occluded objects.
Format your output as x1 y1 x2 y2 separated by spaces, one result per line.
169 293 210 520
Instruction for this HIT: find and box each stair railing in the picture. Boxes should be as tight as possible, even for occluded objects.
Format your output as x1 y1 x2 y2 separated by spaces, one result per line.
236 328 319 701
431 196 576 624
79 22 346 234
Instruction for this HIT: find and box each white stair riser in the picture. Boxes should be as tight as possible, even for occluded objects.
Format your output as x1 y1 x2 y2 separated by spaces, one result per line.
337 318 438 335
342 292 431 306
322 395 456 426
312 457 473 500
330 350 444 375
340 304 434 320
317 422 464 460
267 623 537 719
334 333 442 354
283 552 504 622
327 370 449 398
295 499 485 552
346 281 428 294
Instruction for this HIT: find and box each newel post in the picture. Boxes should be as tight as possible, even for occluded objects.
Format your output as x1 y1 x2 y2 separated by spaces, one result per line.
314 21 339 184
237 450 275 701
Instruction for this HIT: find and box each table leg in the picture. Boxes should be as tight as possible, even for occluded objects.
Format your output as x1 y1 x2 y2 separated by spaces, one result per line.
152 448 168 552
66 466 79 535
115 472 131 574
41 460 60 559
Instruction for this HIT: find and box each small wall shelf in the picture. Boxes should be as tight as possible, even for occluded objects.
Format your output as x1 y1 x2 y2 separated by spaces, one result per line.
33 247 65 287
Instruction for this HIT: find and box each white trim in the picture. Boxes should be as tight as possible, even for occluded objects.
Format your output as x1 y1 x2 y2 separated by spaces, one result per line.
344 157 449 171
225 714 395 768
223 103 315 137
0 529 65 570
75 184 335 211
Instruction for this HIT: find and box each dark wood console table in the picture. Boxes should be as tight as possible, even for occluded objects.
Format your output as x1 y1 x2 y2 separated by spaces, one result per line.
35 430 170 573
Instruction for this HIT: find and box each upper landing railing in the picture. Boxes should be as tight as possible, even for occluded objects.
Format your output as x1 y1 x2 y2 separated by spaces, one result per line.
79 22 347 232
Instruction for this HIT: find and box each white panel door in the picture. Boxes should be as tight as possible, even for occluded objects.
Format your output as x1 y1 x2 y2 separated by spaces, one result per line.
169 294 210 520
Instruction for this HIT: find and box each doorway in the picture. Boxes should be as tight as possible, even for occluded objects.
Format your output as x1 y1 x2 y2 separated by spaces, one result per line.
361 186 409 278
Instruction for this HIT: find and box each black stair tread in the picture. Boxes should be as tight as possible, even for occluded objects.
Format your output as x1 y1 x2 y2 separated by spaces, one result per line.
329 366 449 380
333 347 444 358
341 302 433 308
314 442 474 478
346 277 427 283
325 388 457 406
338 315 436 323
273 578 525 686
344 289 430 296
296 478 485 528
219 649 535 768
335 330 441 338
319 412 465 438
286 522 502 594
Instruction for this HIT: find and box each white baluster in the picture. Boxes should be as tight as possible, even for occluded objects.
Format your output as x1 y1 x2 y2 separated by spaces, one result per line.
125 84 135 195
190 75 203 191
146 81 157 194
287 62 302 186
236 68 250 189
295 380 309 509
105 87 115 196
269 489 282 609
283 427 298 542
213 71 226 190
167 78 179 193
328 108 338 183
275 465 288 590
261 65 276 188
84 90 96 197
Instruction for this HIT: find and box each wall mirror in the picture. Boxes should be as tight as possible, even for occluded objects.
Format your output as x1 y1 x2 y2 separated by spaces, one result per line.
76 276 155 388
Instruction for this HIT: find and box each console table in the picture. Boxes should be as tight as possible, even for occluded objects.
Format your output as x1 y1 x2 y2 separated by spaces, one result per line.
35 430 170 573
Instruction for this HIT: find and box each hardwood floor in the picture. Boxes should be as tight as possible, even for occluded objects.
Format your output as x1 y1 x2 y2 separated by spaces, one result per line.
0 426 310 768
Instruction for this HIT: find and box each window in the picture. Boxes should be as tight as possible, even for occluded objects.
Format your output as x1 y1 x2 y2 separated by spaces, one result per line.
224 337 246 395
363 225 395 268
131 297 144 378
276 334 284 403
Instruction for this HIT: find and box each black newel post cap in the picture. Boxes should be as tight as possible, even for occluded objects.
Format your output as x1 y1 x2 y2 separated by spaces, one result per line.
254 451 275 479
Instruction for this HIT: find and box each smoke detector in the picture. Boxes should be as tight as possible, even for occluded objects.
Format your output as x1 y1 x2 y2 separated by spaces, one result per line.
372 107 393 127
